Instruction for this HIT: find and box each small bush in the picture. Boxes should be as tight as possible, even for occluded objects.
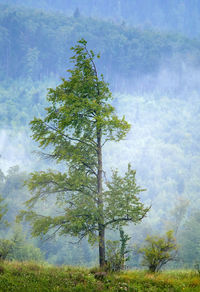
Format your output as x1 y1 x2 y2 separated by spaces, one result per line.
0 239 14 260
106 230 130 272
106 240 122 272
138 230 177 272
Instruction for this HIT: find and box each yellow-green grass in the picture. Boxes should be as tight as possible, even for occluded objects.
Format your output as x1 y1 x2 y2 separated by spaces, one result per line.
0 261 199 291
117 270 200 291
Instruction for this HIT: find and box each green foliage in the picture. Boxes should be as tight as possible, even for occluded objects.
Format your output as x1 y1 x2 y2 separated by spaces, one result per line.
0 167 44 262
0 225 43 262
19 39 149 266
104 230 130 272
105 229 131 272
119 228 131 269
7 225 44 262
104 165 149 230
0 167 98 266
106 240 122 272
0 239 14 260
139 230 178 272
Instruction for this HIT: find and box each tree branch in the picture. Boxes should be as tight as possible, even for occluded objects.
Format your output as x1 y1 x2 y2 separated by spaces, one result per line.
45 122 97 148
42 225 65 242
105 212 147 227
82 161 97 177
83 44 101 98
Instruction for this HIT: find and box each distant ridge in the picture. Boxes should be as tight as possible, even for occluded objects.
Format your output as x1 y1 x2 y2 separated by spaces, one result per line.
0 0 199 37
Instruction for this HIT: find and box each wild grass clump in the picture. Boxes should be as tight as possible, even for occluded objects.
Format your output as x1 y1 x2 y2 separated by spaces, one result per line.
0 261 200 291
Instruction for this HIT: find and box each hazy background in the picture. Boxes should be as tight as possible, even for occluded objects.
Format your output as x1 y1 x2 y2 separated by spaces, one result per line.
0 0 200 267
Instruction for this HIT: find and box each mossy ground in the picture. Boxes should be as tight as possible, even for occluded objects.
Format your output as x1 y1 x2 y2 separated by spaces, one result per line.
0 261 199 291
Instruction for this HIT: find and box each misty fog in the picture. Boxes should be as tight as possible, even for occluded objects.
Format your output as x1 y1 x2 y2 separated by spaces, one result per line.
0 0 199 269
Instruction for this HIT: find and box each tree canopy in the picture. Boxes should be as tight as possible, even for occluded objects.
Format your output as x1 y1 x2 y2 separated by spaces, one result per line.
19 39 149 267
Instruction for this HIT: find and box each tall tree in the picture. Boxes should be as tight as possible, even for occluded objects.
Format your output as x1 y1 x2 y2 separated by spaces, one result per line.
19 39 149 267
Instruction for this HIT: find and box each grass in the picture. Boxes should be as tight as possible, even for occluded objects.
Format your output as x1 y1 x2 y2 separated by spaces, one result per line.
0 261 199 291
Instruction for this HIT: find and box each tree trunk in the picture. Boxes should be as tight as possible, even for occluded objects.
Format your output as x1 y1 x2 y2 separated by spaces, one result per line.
98 224 105 267
97 128 105 267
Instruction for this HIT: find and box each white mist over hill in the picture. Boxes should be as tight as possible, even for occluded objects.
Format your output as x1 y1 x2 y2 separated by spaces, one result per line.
0 129 36 173
0 62 199 232
105 65 200 225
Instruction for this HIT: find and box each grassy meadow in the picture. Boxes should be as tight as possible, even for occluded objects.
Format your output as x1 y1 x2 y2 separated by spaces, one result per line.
0 261 199 291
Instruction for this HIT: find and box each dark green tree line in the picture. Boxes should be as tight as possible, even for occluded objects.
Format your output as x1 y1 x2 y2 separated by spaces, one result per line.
0 4 199 82
2 0 200 37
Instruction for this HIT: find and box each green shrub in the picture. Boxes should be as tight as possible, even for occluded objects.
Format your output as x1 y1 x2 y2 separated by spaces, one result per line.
138 230 177 272
0 239 14 260
106 229 130 272
106 240 123 272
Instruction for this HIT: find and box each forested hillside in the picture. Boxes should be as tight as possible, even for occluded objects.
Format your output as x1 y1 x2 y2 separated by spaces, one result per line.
0 3 200 268
0 4 200 83
1 0 200 36
0 5 200 128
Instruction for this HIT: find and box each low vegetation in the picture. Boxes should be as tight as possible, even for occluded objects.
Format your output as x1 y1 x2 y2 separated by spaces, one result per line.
138 230 178 272
0 261 199 291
